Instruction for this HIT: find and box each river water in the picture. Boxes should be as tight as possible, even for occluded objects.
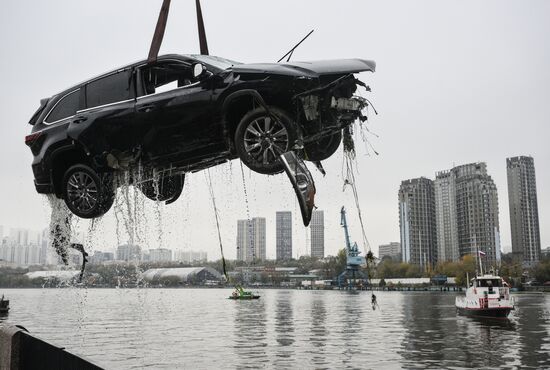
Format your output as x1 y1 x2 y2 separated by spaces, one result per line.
1 289 549 369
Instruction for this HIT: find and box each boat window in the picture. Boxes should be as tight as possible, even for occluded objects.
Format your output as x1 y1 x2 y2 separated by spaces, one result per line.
478 279 502 287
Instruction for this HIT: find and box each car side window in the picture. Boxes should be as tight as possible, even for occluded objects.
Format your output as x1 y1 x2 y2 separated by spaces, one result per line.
45 89 80 123
140 61 193 96
86 70 133 108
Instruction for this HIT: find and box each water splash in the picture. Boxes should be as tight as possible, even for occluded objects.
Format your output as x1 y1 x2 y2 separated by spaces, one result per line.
46 194 73 265
239 162 256 261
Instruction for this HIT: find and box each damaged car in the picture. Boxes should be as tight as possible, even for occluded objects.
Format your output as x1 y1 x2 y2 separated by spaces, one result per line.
26 54 375 218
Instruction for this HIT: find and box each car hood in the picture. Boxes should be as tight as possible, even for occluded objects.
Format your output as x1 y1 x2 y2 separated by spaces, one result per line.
231 59 375 78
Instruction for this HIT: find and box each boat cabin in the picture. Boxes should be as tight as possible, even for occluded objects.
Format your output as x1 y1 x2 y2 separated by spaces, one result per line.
468 275 510 299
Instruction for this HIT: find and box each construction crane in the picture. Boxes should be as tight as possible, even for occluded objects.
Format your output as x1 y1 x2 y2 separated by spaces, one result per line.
338 206 368 289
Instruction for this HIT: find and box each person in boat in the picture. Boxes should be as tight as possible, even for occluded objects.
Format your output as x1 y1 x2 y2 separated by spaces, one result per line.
371 293 377 310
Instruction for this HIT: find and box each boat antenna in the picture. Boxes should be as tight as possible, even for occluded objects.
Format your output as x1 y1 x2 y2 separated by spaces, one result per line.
474 234 483 276
277 29 314 63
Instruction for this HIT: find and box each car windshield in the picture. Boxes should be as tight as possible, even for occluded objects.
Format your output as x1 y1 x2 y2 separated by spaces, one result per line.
187 55 241 70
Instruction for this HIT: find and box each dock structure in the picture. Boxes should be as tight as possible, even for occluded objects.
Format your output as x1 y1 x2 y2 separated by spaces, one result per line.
0 323 103 369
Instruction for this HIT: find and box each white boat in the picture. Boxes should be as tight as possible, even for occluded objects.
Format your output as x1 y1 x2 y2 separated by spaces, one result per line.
455 274 514 318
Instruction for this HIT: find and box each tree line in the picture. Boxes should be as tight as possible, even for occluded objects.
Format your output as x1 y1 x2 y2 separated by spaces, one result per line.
0 250 548 288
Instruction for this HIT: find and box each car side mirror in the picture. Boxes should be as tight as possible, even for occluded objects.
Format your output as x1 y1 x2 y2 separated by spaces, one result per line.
192 63 206 79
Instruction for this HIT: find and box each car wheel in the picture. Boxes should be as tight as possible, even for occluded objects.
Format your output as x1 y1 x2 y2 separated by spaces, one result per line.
235 106 297 175
303 130 342 161
62 164 115 219
139 174 184 203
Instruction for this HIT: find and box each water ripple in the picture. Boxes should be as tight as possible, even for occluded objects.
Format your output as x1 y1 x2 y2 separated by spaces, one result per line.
1 289 549 369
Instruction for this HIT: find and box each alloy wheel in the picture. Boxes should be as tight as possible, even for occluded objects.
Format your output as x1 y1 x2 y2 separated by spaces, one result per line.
243 116 289 165
66 171 99 213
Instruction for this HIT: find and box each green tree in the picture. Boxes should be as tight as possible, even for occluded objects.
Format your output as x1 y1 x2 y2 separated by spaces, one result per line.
532 258 550 283
453 255 477 287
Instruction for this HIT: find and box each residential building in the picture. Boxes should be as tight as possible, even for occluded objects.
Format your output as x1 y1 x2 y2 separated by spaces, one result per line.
116 244 142 262
507 156 541 266
236 217 266 261
149 248 173 262
9 228 29 246
174 250 208 263
378 242 401 261
276 211 293 260
310 210 325 258
454 163 501 266
434 170 459 262
0 242 41 266
90 251 115 264
399 177 437 269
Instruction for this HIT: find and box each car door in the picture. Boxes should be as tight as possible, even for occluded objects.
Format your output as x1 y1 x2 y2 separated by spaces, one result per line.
67 68 137 162
134 60 223 166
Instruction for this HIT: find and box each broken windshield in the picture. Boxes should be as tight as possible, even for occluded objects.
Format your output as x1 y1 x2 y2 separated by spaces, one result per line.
187 54 241 70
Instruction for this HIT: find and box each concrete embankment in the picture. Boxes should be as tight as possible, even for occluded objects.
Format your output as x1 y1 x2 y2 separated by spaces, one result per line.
0 323 102 369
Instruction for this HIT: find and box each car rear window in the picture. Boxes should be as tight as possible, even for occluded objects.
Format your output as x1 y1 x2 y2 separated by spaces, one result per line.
86 70 132 108
45 90 80 123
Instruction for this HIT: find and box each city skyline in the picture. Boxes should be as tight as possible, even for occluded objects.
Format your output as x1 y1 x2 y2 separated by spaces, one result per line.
1 1 548 263
1 155 546 267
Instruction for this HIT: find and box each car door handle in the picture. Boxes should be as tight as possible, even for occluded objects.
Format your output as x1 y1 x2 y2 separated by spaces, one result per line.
73 115 88 124
138 104 156 113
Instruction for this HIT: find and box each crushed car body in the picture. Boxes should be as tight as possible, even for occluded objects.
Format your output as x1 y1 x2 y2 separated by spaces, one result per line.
25 54 375 221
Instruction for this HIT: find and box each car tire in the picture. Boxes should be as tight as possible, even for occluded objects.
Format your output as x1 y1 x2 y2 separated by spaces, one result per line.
235 106 298 175
303 130 342 161
62 164 115 219
139 174 184 203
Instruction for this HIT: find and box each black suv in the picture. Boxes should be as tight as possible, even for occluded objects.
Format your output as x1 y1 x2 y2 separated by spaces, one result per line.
26 54 375 218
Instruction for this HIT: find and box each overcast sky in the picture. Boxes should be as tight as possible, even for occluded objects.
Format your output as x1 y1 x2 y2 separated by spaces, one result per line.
0 0 548 260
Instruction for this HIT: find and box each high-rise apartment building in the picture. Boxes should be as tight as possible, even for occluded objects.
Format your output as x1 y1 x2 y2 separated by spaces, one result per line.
310 210 325 258
433 163 501 266
116 244 142 262
435 170 459 262
174 251 208 263
149 248 173 262
378 242 401 261
454 163 501 266
276 211 292 260
507 156 541 265
9 228 29 246
399 178 437 268
90 251 115 265
236 217 266 261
